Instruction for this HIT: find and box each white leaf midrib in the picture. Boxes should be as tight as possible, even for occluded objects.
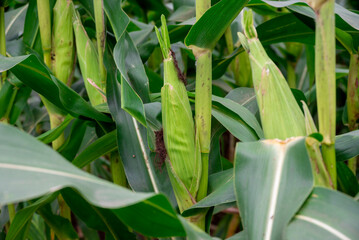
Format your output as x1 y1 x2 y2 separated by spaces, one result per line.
264 144 286 240
295 215 351 240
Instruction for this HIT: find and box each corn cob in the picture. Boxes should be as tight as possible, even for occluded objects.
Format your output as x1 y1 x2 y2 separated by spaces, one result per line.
155 16 201 213
72 7 106 106
238 10 306 140
52 0 74 85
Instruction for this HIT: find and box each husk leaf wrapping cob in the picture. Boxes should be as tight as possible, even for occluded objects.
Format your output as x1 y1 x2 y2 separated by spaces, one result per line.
155 16 202 213
238 10 306 140
72 7 105 106
52 0 74 85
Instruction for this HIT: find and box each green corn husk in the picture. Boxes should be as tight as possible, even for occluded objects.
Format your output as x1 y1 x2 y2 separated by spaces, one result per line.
52 0 74 85
156 16 201 212
238 10 306 140
72 8 105 106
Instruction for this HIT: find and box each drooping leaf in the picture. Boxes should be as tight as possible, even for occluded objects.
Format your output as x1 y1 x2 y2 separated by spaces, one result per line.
185 0 248 49
0 124 185 237
0 54 111 122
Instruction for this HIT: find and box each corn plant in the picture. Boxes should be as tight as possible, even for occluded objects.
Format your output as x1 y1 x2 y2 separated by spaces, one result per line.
0 0 359 239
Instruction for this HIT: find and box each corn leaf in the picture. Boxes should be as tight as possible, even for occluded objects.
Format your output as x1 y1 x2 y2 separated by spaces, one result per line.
0 54 111 122
185 0 248 50
285 187 359 239
234 137 313 240
0 124 185 237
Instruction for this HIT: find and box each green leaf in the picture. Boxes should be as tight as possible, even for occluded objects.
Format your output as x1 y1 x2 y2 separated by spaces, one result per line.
113 32 150 125
58 119 89 161
335 130 359 161
6 193 78 240
248 0 359 31
0 124 185 237
337 162 359 197
103 0 129 40
285 187 359 239
212 95 264 141
212 13 315 80
72 130 117 168
234 137 313 240
179 216 217 240
185 0 248 49
335 28 356 54
256 13 315 45
183 169 235 217
225 88 258 114
5 4 28 41
106 55 159 192
0 54 111 122
36 115 74 144
61 188 136 240
114 31 151 103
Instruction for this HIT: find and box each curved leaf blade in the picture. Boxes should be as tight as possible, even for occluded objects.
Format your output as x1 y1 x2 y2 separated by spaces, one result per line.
0 54 111 122
285 187 359 240
0 124 184 237
185 0 248 49
234 137 313 240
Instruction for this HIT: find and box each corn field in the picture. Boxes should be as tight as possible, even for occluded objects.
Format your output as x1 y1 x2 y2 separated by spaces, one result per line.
0 0 359 239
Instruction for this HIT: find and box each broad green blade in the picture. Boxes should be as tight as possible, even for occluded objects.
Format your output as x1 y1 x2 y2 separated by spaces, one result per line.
335 130 359 161
185 0 248 50
285 187 359 239
36 115 74 144
212 95 263 141
0 124 185 237
114 32 151 103
72 130 117 168
0 54 111 122
4 4 28 41
106 54 160 193
212 13 317 80
247 0 359 31
183 169 235 217
234 137 313 240
103 0 129 40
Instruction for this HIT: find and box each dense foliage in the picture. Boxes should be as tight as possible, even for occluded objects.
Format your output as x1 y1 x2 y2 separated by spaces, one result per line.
0 0 359 239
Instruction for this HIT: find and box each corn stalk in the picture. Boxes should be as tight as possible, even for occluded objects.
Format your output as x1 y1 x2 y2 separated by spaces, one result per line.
307 0 337 188
193 0 212 227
